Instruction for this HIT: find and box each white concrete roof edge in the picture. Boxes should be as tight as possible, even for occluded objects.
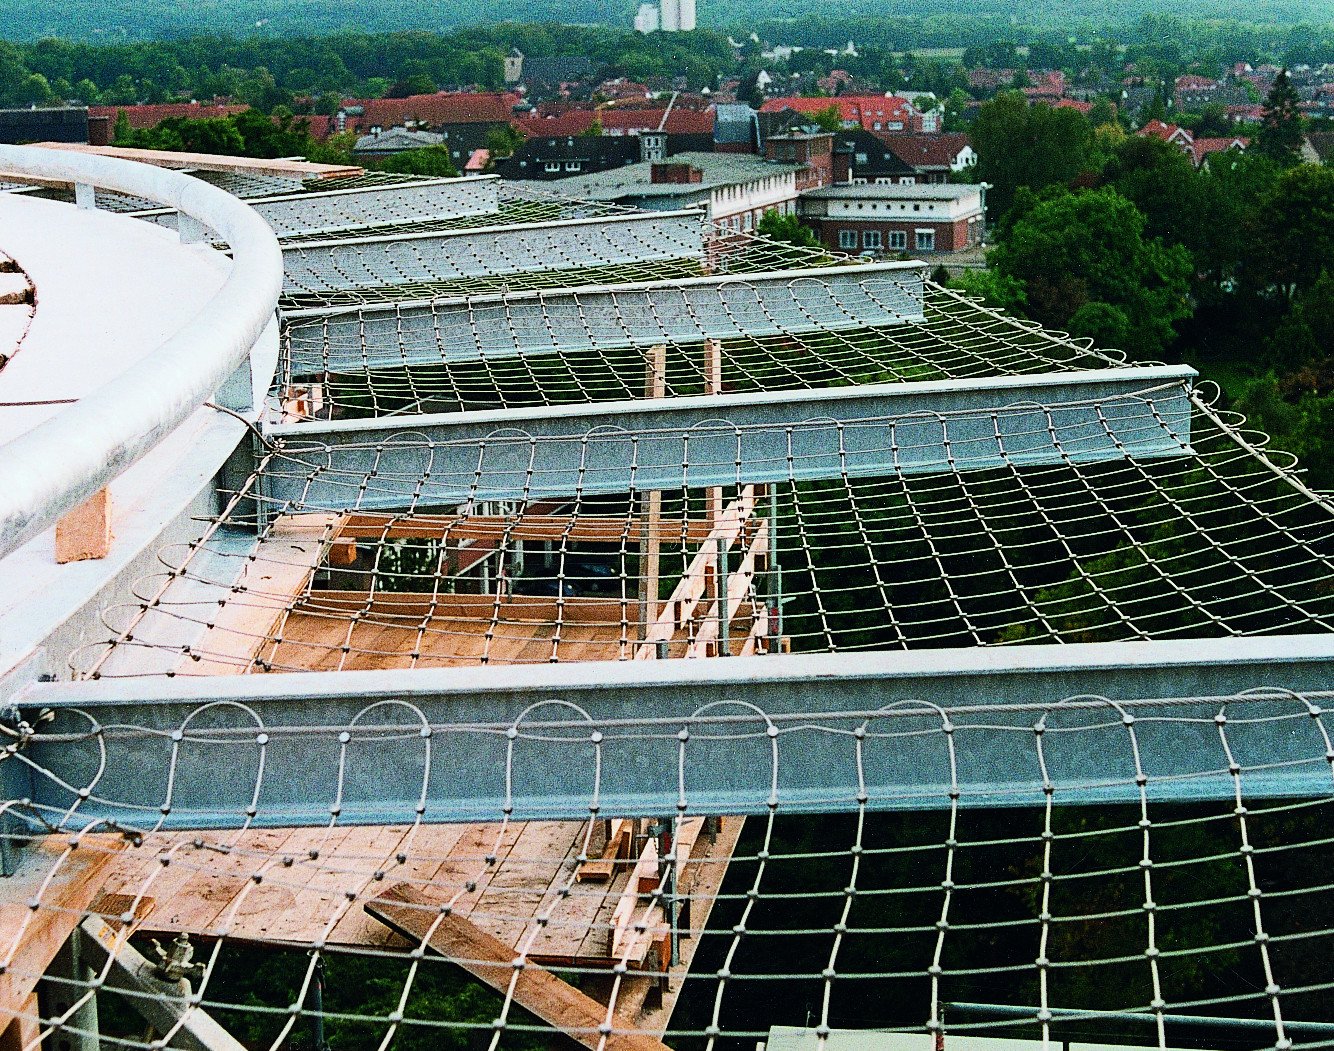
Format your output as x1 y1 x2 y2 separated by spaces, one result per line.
0 144 283 561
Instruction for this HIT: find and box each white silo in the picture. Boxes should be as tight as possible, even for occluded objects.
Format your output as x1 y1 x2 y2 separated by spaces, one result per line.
677 0 696 31
660 0 680 32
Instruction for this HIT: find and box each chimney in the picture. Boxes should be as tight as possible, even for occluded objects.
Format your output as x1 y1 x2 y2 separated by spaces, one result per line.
650 162 702 184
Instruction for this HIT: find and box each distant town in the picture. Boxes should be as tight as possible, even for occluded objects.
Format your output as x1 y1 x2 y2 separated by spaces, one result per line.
2 14 1332 480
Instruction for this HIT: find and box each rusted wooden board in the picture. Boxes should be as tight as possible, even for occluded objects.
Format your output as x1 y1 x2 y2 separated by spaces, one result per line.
336 513 712 546
365 883 671 1051
0 834 126 1015
21 143 363 181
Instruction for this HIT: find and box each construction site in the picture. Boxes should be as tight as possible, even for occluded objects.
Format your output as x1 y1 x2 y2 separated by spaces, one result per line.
0 143 1332 1051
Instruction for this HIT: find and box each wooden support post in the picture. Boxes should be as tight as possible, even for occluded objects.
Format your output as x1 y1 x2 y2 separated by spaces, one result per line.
638 344 666 644
702 338 724 646
55 488 111 564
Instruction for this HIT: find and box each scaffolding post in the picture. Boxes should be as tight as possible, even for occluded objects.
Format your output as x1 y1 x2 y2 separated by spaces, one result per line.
768 485 781 651
41 932 100 1051
638 343 666 643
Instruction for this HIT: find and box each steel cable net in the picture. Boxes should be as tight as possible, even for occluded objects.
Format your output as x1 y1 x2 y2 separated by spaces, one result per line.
8 175 1334 1051
273 279 1126 422
8 689 1334 1051
67 387 1334 681
274 198 853 310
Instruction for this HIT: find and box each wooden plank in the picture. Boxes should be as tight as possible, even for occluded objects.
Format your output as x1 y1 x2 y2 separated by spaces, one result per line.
0 834 126 1015
638 344 667 641
336 513 711 546
21 143 363 181
183 514 338 675
686 519 768 658
636 487 756 660
327 823 471 947
0 992 38 1051
473 821 582 949
366 884 671 1051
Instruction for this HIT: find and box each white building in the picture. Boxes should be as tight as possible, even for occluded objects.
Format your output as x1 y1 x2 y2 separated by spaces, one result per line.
640 0 694 32
553 152 803 234
634 2 659 33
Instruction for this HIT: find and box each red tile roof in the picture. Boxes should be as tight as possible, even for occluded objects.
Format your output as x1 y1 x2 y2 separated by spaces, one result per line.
877 132 972 169
90 102 249 129
759 94 922 131
1051 98 1094 113
1175 74 1220 90
1192 136 1249 164
517 107 714 138
1138 119 1190 143
341 92 520 129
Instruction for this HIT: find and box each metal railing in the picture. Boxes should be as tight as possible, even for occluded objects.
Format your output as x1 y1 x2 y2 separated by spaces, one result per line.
0 145 284 560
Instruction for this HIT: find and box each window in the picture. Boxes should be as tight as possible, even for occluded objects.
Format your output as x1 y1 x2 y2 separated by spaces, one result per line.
863 230 882 249
564 161 580 171
839 230 857 249
888 231 907 249
899 176 916 185
916 230 935 251
544 162 561 172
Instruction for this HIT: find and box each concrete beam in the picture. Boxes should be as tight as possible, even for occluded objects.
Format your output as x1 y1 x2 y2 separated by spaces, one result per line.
281 262 928 377
259 366 1196 509
280 210 707 298
134 176 501 240
17 634 1334 827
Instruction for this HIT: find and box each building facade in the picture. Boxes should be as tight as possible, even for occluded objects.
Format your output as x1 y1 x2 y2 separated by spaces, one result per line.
798 183 987 255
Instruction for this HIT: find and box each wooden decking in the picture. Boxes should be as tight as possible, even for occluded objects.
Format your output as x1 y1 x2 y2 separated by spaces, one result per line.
95 816 743 1034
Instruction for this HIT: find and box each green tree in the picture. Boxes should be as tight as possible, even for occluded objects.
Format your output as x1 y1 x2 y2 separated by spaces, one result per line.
1253 164 1334 298
990 187 1192 357
809 104 844 133
1256 68 1304 165
483 123 524 160
970 91 1096 215
374 144 459 177
756 208 818 249
1087 97 1116 128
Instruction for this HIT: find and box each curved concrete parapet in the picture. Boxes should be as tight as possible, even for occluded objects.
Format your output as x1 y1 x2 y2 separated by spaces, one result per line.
0 145 283 561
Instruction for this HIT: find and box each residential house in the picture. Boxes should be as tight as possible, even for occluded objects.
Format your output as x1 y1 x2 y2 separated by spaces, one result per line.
1137 119 1248 167
493 134 642 179
321 92 522 168
758 95 935 134
1174 74 1222 110
764 131 834 191
879 133 977 184
798 182 987 255
352 127 444 158
968 68 1018 95
518 57 598 99
830 129 918 184
1022 70 1068 105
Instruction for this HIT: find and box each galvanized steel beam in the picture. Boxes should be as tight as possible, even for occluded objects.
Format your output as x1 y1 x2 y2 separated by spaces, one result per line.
280 210 707 298
281 262 928 377
14 634 1334 828
260 366 1196 510
133 175 500 240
